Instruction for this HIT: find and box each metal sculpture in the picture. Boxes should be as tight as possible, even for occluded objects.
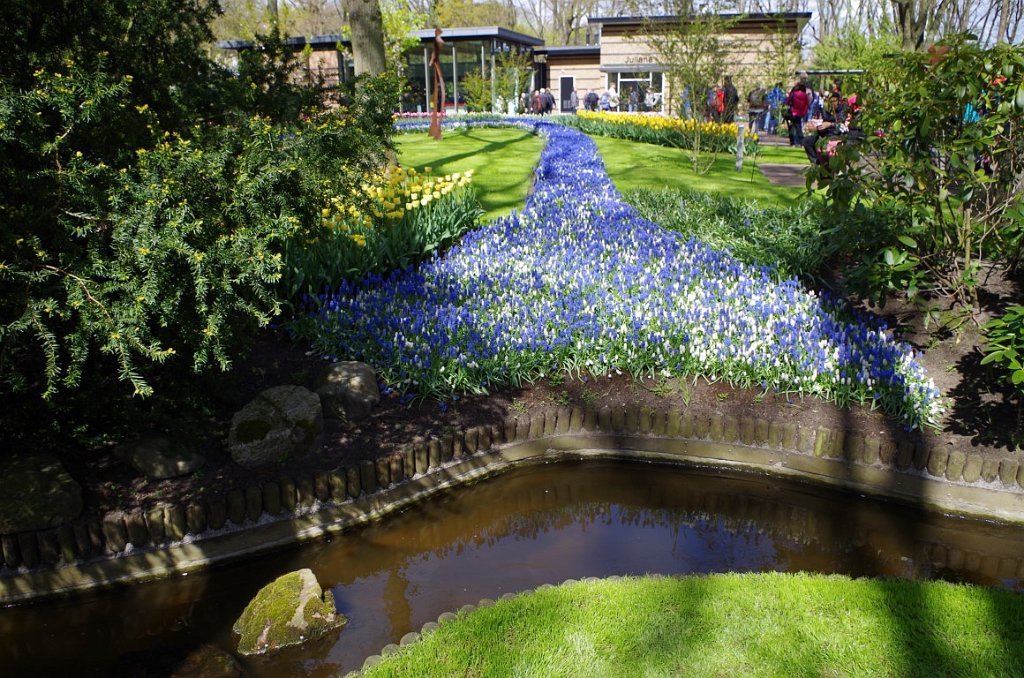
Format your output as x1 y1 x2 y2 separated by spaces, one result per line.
429 28 445 140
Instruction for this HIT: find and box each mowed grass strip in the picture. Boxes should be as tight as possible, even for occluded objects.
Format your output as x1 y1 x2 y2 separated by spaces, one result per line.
593 135 807 206
361 572 1024 678
395 127 545 221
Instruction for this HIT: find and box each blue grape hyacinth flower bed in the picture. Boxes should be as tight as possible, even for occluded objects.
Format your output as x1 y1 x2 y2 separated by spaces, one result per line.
300 119 943 430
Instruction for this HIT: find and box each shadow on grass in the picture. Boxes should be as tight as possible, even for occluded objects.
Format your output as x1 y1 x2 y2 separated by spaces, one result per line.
398 128 541 219
830 401 1024 677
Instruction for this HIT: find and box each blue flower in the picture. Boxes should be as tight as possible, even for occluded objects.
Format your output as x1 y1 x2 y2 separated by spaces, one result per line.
300 118 944 429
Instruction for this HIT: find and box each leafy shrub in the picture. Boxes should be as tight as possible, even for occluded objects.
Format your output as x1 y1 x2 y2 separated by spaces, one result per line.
812 34 1024 310
982 306 1024 393
625 188 828 281
0 61 396 407
459 72 494 113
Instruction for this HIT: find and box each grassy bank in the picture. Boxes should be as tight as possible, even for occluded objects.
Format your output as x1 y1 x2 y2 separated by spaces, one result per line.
362 573 1024 678
395 127 544 221
593 135 807 205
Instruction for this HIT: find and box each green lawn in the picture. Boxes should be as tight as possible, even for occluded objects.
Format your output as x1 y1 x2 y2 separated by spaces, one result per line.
755 142 811 164
594 135 807 206
362 573 1024 678
395 126 808 219
396 127 544 221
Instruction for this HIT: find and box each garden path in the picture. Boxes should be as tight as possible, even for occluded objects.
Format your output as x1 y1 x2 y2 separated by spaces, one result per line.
757 163 807 187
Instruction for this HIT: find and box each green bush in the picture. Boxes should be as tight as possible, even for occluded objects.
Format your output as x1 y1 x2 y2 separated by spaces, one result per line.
0 61 397 407
812 34 1024 310
625 188 828 281
982 306 1024 391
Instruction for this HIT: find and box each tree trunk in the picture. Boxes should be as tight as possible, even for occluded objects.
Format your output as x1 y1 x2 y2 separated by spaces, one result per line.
343 0 387 76
997 0 1011 42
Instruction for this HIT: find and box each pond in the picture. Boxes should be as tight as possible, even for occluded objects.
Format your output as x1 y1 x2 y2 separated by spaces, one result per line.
3 460 1023 677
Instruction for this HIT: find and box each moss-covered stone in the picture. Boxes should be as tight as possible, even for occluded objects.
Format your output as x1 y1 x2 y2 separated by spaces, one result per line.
233 569 347 656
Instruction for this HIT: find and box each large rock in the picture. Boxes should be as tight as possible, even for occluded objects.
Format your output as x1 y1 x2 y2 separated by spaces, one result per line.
0 452 83 533
228 385 324 469
114 436 205 480
233 568 347 656
315 362 380 423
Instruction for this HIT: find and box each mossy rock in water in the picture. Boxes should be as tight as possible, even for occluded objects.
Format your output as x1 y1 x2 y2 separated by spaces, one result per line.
233 568 346 656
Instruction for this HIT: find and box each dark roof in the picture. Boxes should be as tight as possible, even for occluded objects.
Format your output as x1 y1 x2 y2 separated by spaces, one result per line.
588 12 812 25
217 26 544 52
216 34 346 51
409 26 544 46
536 45 601 56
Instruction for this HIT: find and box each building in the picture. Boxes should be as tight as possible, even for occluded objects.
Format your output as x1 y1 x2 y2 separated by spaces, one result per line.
543 13 811 114
216 27 543 114
217 12 810 115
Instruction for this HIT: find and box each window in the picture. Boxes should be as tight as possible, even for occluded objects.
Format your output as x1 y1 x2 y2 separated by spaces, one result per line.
606 71 663 111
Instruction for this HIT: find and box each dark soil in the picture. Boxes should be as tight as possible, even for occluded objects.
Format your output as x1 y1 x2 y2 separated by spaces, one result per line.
47 261 1023 521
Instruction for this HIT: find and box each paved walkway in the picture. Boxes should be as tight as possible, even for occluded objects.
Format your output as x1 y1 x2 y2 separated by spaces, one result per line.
758 162 808 188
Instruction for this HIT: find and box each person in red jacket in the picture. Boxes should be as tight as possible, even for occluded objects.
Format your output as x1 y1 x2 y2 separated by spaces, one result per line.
785 82 810 147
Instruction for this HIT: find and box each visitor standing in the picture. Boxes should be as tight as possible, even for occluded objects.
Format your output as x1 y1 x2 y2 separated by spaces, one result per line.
628 85 639 112
766 82 785 135
722 75 739 123
585 89 599 111
600 89 611 111
746 83 766 133
681 84 692 120
807 86 824 121
786 82 809 147
608 86 620 111
569 88 579 113
541 88 555 114
714 85 725 123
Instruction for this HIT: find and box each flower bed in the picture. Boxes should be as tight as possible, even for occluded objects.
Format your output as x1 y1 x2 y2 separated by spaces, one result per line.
562 110 758 154
300 120 942 429
281 165 481 300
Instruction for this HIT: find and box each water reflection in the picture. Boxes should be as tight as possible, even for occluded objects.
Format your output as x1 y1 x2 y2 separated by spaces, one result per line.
1 461 1023 677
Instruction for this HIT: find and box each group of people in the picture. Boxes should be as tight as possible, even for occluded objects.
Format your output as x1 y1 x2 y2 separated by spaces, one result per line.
701 76 742 123
778 73 863 165
528 88 557 115
580 87 620 112
526 74 862 166
524 86 626 115
673 74 862 165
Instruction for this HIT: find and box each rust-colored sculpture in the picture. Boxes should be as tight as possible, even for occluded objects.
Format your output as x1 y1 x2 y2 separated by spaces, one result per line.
428 28 445 140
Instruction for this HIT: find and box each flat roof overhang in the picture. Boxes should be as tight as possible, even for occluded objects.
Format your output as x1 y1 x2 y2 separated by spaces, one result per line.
588 12 812 34
537 45 602 57
217 26 544 52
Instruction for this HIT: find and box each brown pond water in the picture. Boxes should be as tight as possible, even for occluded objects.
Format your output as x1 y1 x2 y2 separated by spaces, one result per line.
2 459 1024 677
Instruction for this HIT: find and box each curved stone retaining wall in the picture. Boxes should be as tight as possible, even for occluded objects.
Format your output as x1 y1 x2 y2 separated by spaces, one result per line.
2 404 1023 603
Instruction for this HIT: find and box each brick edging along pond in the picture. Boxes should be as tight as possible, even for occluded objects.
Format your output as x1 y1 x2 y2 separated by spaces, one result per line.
2 403 1023 603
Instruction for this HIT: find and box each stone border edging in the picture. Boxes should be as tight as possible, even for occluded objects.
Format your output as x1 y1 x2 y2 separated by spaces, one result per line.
2 404 1023 603
345 576 610 677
